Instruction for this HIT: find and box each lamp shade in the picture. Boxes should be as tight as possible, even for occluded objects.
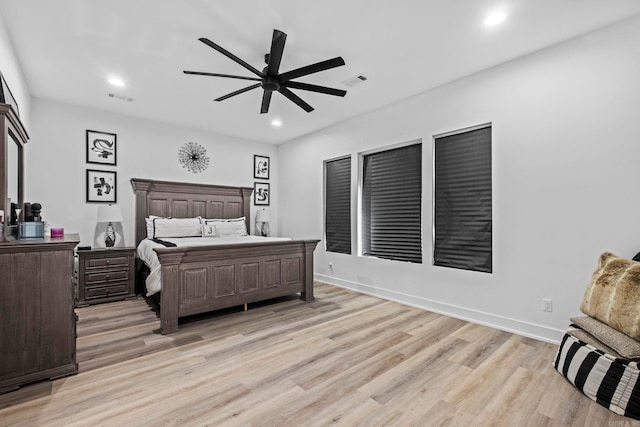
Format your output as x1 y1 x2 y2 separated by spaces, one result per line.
97 204 124 223
255 209 270 222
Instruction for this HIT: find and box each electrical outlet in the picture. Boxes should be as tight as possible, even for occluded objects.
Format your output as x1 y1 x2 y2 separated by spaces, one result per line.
542 299 553 312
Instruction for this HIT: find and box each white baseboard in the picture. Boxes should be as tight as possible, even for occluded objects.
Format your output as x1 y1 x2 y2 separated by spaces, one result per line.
314 274 564 345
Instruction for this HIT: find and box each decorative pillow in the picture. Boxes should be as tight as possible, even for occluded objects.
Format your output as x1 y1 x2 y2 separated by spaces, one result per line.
153 217 202 238
145 215 160 238
200 217 245 223
580 252 640 340
201 217 247 237
571 316 640 359
214 221 247 237
201 223 217 238
566 326 622 358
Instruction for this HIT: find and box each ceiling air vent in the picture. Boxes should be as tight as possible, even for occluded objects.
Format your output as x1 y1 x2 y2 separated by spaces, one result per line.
108 93 134 102
342 74 367 87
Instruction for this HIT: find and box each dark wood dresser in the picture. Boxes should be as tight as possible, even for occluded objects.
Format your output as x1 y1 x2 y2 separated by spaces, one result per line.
0 234 80 394
76 247 136 306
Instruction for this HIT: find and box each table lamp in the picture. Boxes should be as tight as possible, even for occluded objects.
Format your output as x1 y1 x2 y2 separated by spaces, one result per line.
97 204 124 247
255 209 270 237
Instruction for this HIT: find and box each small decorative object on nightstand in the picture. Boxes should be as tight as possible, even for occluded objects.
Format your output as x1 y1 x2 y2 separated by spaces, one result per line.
255 208 270 237
76 247 136 306
97 204 123 247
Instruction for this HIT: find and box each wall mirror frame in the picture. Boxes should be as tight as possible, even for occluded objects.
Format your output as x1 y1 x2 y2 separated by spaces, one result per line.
0 103 29 236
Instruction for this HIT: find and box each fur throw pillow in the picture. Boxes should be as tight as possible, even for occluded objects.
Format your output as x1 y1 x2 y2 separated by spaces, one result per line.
580 252 640 341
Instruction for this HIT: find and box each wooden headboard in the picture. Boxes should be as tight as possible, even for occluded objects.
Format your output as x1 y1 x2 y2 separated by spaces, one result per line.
130 178 253 246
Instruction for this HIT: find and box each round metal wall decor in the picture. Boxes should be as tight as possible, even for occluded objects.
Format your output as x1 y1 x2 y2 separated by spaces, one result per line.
178 142 209 174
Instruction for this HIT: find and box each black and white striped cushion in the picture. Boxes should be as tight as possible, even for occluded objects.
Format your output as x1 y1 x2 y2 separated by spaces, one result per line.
554 332 640 419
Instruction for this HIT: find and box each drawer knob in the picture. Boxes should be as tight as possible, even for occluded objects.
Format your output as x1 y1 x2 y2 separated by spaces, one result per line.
106 260 110 265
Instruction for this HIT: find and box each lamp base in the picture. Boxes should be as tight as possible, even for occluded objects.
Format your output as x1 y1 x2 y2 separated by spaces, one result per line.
105 222 116 248
260 222 270 237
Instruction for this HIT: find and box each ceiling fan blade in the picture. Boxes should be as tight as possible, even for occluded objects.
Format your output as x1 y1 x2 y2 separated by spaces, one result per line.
183 71 261 82
278 57 345 83
260 91 273 114
278 87 314 113
266 30 287 77
214 83 261 102
199 37 264 78
281 81 346 97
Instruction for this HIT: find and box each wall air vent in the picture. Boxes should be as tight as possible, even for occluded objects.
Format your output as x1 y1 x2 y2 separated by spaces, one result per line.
108 93 134 102
342 74 368 87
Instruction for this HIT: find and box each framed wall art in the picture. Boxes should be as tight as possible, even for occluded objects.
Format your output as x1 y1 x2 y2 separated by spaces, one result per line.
254 182 270 206
254 155 270 179
86 169 117 203
86 130 117 166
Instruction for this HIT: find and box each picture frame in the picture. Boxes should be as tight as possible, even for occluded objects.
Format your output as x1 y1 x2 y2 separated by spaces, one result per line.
254 182 270 206
254 155 270 179
0 71 20 117
86 169 117 203
86 129 117 165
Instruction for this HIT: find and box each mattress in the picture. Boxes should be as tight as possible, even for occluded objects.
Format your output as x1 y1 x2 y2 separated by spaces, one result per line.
554 331 640 419
137 236 292 296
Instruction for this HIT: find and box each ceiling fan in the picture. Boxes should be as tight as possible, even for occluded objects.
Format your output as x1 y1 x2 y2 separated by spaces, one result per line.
183 29 347 114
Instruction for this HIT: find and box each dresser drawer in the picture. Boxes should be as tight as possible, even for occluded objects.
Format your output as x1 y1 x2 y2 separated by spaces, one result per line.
84 269 129 285
85 256 131 269
85 283 129 300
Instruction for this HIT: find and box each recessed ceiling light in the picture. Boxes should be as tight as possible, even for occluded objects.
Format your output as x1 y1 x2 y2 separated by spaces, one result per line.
108 77 125 87
484 12 506 26
271 119 282 127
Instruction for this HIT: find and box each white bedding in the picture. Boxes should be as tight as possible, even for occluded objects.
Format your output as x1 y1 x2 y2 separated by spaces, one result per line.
137 236 292 296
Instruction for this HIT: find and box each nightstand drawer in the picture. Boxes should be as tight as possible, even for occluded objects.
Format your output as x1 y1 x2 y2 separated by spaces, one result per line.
76 247 136 306
84 269 129 284
85 283 129 300
85 256 131 269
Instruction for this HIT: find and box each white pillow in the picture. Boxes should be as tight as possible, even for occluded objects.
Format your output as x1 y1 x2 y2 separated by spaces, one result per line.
201 223 217 237
214 221 247 237
145 215 160 238
201 217 247 237
153 217 202 238
200 217 245 223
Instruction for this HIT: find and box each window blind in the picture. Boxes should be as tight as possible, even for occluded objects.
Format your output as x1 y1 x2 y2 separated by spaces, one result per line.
434 126 492 273
325 156 351 254
362 143 422 263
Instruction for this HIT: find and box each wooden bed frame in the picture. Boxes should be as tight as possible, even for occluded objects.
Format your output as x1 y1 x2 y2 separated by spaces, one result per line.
131 178 319 334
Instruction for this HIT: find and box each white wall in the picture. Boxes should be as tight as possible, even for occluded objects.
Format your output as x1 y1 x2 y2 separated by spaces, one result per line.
27 98 278 247
0 12 31 127
278 16 640 343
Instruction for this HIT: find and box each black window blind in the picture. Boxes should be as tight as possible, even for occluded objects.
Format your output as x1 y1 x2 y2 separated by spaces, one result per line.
362 143 422 263
434 126 492 273
325 156 351 254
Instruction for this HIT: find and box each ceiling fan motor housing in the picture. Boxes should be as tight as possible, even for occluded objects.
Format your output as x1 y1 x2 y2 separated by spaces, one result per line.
262 77 280 92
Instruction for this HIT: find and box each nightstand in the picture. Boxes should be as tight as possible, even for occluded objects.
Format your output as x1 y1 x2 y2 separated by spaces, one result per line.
76 247 136 307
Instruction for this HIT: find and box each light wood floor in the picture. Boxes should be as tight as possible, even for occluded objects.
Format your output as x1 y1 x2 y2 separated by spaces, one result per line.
0 282 631 426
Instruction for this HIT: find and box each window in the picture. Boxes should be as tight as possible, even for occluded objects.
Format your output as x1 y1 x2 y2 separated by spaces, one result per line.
324 156 351 254
433 125 492 273
361 142 422 263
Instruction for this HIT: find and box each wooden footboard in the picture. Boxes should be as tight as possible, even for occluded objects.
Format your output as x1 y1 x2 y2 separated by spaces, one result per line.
155 239 319 334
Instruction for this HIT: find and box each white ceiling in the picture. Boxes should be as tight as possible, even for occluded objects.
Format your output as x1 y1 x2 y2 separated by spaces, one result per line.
1 0 640 144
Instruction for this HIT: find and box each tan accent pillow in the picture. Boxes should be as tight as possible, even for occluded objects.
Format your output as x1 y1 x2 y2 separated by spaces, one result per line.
571 316 640 360
580 252 640 340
